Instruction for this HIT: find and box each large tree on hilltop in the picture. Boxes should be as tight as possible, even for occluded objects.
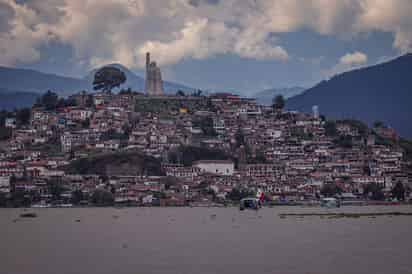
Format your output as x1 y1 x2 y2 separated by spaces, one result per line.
93 66 126 93
272 95 285 112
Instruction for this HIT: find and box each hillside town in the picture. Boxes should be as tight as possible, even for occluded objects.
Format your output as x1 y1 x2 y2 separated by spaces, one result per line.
0 55 411 208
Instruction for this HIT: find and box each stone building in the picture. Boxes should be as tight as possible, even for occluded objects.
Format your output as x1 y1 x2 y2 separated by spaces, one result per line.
144 52 164 96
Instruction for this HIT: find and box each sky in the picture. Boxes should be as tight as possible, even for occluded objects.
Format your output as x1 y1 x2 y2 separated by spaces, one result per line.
1 0 411 94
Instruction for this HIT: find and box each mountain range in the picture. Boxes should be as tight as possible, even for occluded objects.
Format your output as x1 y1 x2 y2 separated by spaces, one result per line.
0 64 194 96
0 89 39 111
286 53 412 137
252 87 305 105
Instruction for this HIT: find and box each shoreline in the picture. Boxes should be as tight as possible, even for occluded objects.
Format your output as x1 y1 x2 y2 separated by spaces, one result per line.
2 201 411 209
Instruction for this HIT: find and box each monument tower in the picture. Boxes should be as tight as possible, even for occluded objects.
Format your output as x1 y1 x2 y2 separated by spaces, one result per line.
144 52 164 96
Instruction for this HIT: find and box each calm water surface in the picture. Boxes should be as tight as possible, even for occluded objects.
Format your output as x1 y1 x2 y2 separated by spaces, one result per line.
1 206 412 274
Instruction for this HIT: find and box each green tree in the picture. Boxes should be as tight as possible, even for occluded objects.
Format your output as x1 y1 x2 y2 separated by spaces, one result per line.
391 182 405 201
373 120 384 128
0 127 12 141
176 90 185 96
195 117 217 136
320 183 342 197
81 118 90 129
227 188 255 201
16 108 31 126
71 189 84 205
178 145 229 166
93 66 126 92
235 128 245 148
272 95 285 112
336 135 353 149
254 149 267 163
91 189 114 206
161 176 179 190
363 183 385 200
40 90 59 111
48 179 64 200
0 192 7 207
85 95 94 108
57 97 77 108
193 90 203 97
324 120 338 136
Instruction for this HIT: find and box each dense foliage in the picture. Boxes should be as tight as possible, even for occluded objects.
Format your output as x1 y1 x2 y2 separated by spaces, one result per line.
168 146 230 167
65 151 164 176
93 66 126 92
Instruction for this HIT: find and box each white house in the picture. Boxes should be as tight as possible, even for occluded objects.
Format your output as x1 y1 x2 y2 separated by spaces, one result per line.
0 176 10 193
5 118 16 128
194 160 234 176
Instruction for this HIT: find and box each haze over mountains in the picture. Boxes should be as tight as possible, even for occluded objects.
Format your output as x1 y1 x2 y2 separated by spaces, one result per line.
286 53 412 137
0 64 194 109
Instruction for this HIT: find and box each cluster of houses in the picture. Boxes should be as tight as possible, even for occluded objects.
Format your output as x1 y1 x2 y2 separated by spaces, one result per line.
0 90 411 207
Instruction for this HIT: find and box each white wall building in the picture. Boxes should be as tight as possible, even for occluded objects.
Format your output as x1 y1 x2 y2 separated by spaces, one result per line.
194 160 234 176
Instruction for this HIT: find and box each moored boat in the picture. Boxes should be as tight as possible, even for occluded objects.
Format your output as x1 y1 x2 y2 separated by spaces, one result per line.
240 198 260 210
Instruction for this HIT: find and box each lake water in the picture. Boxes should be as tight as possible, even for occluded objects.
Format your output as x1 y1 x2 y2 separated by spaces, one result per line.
1 206 412 274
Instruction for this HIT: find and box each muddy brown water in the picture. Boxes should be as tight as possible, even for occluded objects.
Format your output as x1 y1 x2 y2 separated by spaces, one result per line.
1 206 412 274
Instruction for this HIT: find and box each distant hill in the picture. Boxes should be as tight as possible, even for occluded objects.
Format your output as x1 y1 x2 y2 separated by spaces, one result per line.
0 66 88 96
286 53 412 137
0 64 195 108
253 87 305 105
0 89 39 110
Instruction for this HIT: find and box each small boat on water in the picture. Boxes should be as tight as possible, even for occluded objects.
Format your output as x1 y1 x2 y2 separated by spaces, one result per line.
31 204 51 208
320 197 340 208
240 198 260 210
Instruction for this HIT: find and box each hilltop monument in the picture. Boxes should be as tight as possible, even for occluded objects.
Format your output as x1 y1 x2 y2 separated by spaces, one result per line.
144 52 164 96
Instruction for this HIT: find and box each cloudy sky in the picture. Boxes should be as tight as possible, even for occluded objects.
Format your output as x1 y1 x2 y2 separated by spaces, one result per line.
1 0 411 93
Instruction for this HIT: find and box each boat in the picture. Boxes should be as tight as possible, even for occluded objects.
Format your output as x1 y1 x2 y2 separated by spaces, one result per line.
31 204 51 208
320 197 340 208
240 198 260 210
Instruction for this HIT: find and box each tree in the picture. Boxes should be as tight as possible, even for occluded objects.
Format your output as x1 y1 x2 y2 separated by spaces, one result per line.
91 189 114 206
85 95 94 108
254 150 267 163
194 116 217 136
320 183 342 197
93 66 126 92
336 135 353 149
373 120 384 128
0 127 12 141
324 120 338 136
81 118 90 129
16 108 31 126
57 97 77 108
48 179 64 200
363 183 385 200
40 90 59 111
193 90 203 97
71 189 84 205
0 192 7 207
227 188 255 201
391 182 405 201
176 90 185 96
177 145 229 166
235 128 245 148
161 176 179 190
272 95 285 112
